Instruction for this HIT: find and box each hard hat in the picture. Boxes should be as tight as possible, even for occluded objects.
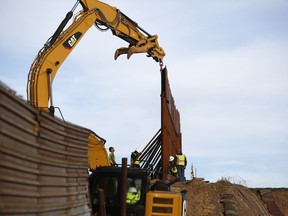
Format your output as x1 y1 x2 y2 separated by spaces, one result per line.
169 156 174 162
128 187 137 193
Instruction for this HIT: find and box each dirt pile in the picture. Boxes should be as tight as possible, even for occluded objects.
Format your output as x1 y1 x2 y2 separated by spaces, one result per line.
171 178 288 216
272 190 288 216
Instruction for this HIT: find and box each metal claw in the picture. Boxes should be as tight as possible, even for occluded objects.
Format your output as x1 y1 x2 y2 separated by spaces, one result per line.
114 46 144 60
114 43 164 63
114 47 129 60
127 46 151 59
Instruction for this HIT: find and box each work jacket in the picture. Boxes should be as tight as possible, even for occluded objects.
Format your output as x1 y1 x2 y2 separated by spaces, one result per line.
131 156 140 168
176 154 186 166
133 159 140 166
126 191 140 204
171 166 178 174
109 152 116 166
168 161 178 174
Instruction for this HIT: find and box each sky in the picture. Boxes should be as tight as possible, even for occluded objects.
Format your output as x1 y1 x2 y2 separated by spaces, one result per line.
1 0 288 188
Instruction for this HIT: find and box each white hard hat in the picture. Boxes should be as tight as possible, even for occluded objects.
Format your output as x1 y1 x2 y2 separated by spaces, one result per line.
169 156 174 162
128 187 137 193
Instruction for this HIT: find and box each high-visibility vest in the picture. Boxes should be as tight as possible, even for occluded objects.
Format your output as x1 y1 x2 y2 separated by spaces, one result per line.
131 151 140 166
133 159 140 165
176 154 185 166
171 166 178 174
126 191 140 204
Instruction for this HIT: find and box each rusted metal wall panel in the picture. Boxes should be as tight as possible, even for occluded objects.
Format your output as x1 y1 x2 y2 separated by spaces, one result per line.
259 189 284 216
0 84 92 215
160 67 182 181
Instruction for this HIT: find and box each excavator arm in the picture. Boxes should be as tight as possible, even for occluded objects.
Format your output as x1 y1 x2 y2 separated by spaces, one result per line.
27 0 165 111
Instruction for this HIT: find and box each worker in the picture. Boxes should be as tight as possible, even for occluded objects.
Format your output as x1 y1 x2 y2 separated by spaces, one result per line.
108 147 116 166
126 187 140 204
130 150 141 168
167 156 178 180
175 148 187 181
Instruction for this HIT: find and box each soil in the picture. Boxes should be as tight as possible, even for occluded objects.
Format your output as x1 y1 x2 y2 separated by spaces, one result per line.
170 178 288 216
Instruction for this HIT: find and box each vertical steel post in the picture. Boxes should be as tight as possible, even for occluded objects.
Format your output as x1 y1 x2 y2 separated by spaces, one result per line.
121 158 127 216
160 67 167 181
97 189 106 216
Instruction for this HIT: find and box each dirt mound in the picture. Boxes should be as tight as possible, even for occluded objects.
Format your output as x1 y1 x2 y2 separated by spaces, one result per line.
171 178 288 216
272 190 288 216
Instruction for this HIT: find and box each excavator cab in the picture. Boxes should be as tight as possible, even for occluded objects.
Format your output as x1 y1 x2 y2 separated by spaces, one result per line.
89 166 187 216
89 166 150 216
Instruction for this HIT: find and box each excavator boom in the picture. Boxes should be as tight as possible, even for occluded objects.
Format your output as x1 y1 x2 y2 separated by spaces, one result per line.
27 0 165 111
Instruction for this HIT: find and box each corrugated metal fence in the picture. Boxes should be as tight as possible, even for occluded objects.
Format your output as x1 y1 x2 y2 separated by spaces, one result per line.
0 84 92 215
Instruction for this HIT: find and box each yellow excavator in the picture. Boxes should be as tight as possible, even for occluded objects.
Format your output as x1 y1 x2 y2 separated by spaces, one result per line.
27 0 165 112
27 0 186 215
27 0 165 171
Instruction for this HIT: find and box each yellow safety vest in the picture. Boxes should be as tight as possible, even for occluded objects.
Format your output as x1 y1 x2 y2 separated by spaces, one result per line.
176 154 185 166
126 192 140 204
171 166 178 174
133 159 140 165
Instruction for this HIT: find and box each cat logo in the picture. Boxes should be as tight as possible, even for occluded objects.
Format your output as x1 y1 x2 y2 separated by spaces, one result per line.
63 32 82 50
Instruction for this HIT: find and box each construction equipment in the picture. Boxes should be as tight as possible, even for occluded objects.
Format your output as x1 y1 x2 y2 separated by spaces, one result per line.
26 0 165 170
23 0 185 215
89 166 187 216
27 0 165 114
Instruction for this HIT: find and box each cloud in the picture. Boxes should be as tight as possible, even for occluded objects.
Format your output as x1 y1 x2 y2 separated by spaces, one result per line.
175 37 288 133
1 0 288 187
178 37 288 186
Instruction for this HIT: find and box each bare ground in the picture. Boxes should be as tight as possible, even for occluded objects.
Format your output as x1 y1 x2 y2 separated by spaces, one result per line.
171 178 288 216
